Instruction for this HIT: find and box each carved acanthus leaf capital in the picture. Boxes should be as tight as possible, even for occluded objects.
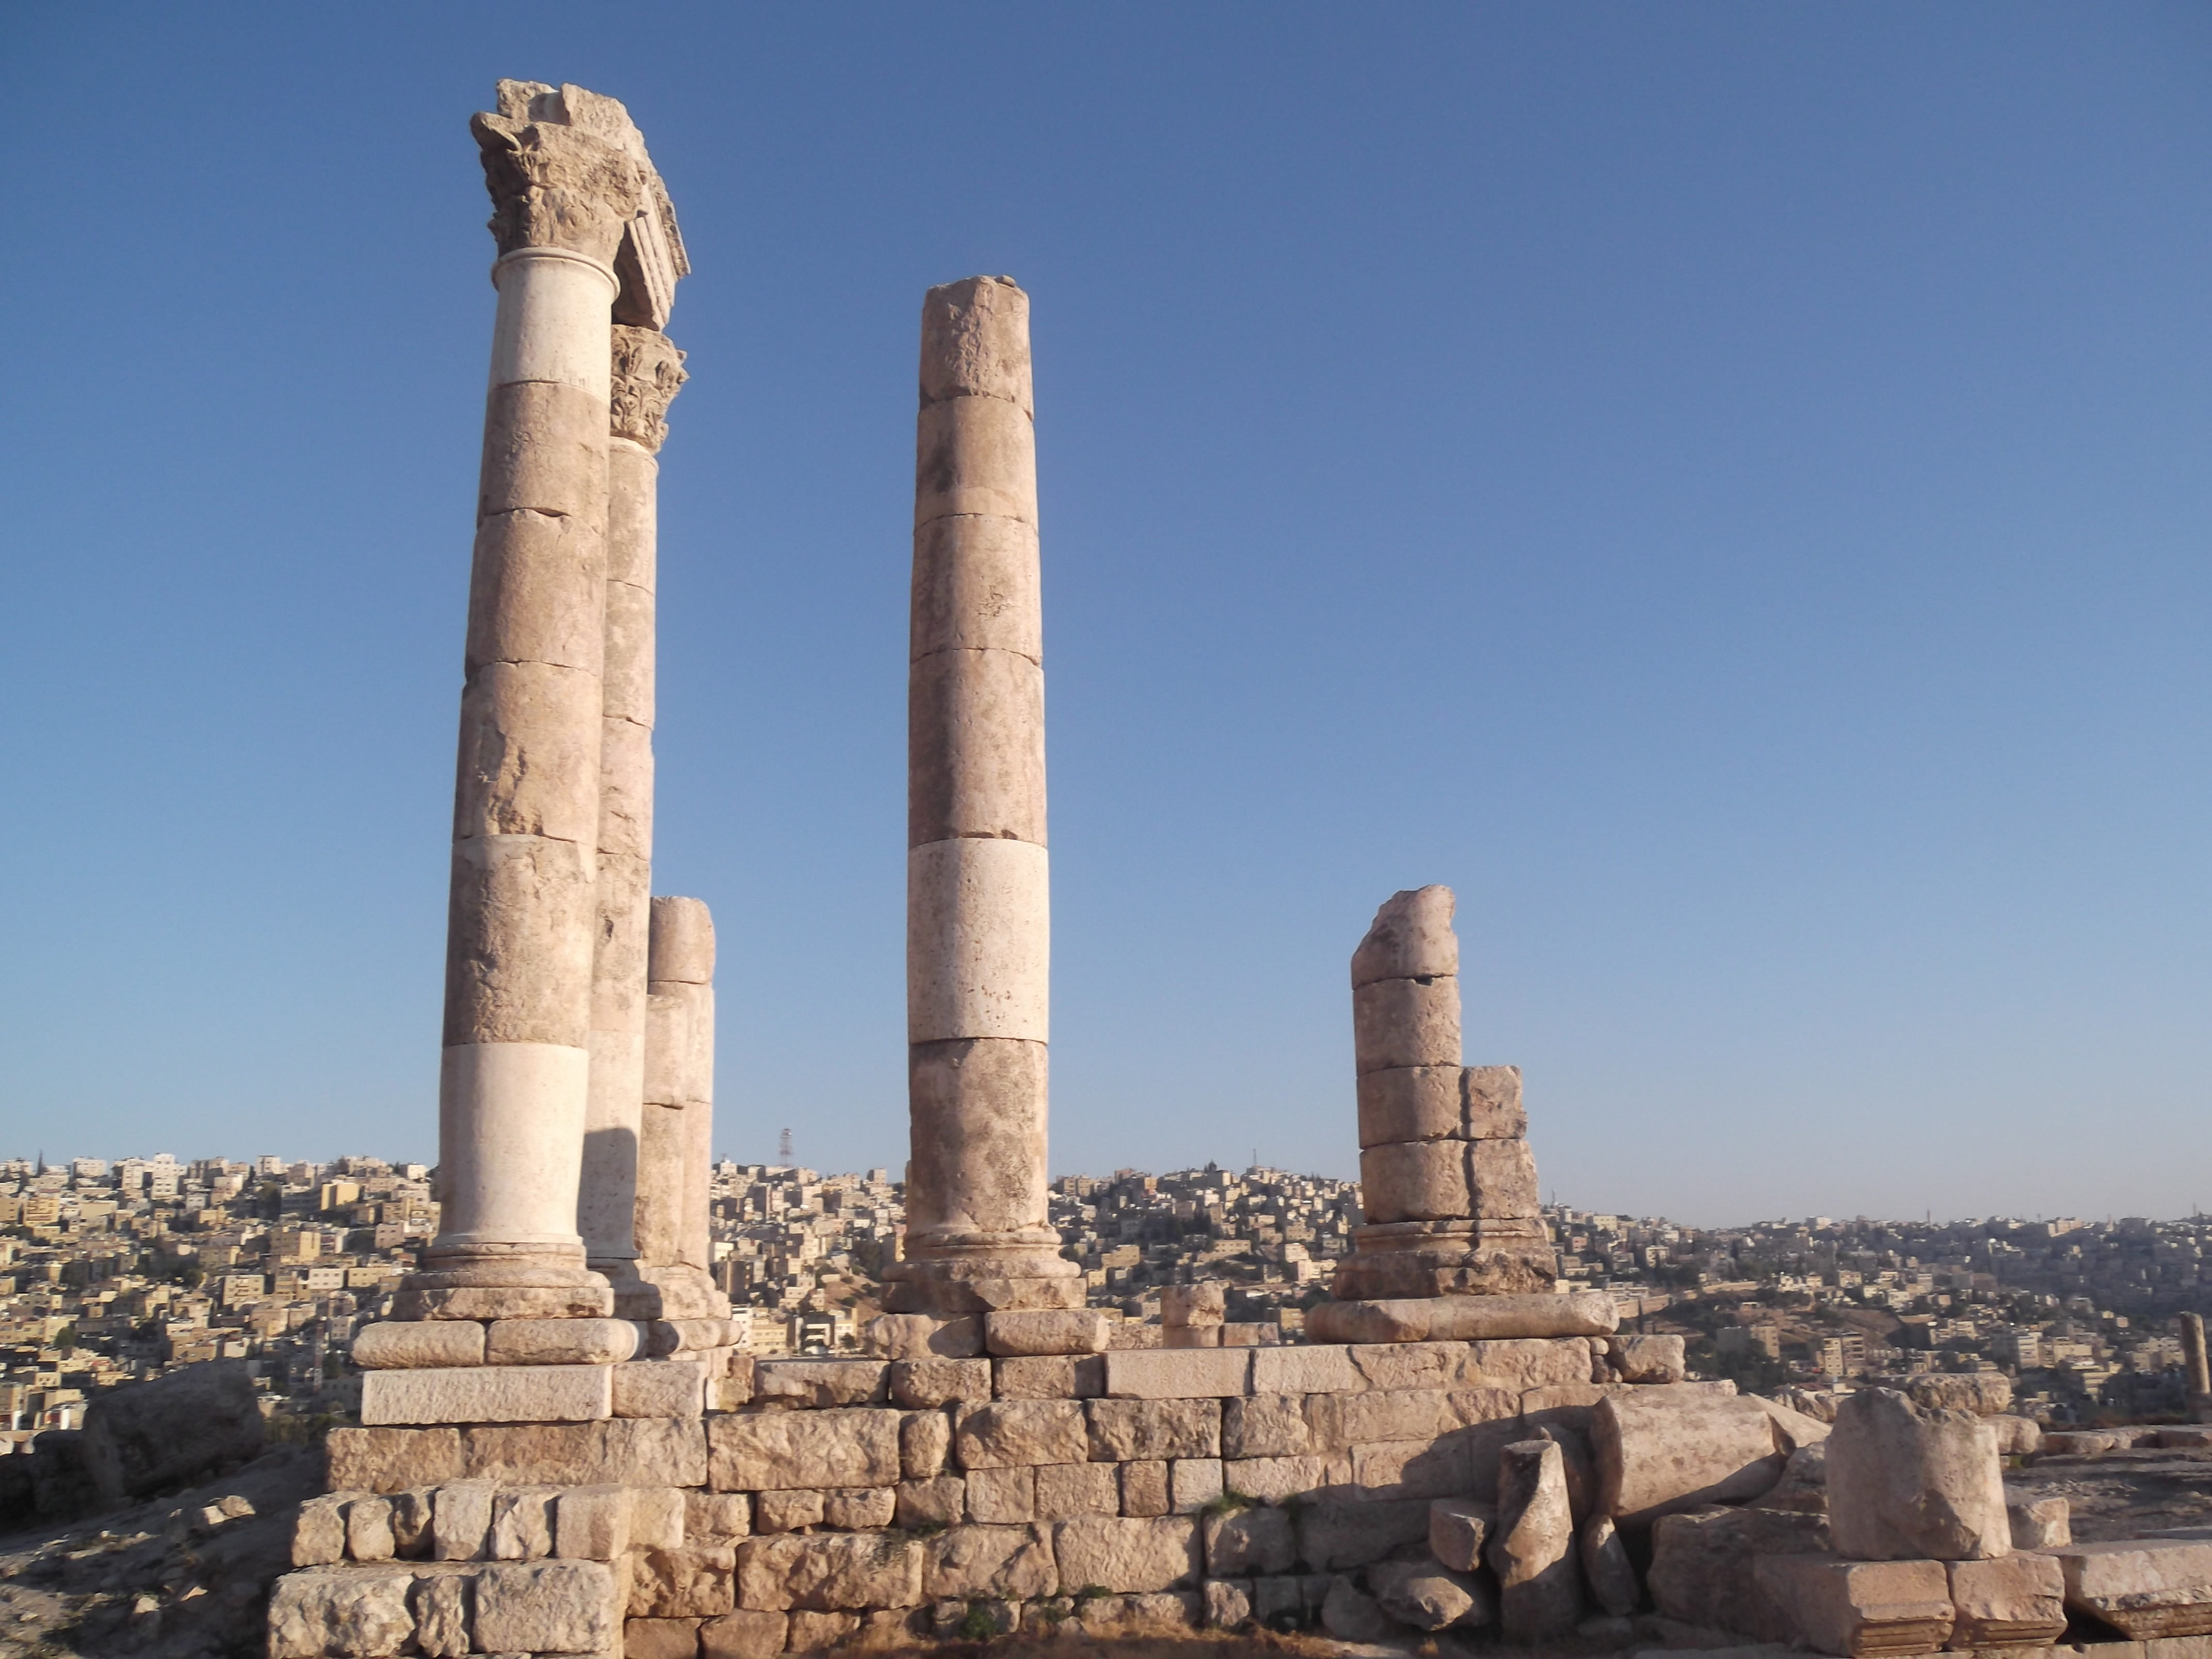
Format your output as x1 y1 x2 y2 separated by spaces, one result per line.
611 326 688 451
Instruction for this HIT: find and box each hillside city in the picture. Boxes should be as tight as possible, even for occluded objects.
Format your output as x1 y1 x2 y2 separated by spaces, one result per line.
3 1151 2207 1444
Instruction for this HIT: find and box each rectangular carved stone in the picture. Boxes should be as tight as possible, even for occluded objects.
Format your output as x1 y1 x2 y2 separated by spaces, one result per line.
897 1477 966 1528
1357 1065 1463 1147
687 1492 752 1544
964 1465 1035 1522
1468 1138 1540 1218
554 1485 630 1561
353 1322 487 1371
1223 1395 1314 1459
486 1317 638 1366
1462 1065 1527 1138
614 1360 706 1419
922 1523 1058 1601
631 1546 738 1617
754 1359 890 1408
433 1482 495 1561
1341 1387 1516 1443
710 1408 900 1491
266 1566 417 1659
1035 1462 1119 1520
474 1559 621 1654
1053 1515 1201 1594
1085 1398 1221 1462
902 1410 953 1478
995 1356 1098 1400
1294 1497 1433 1571
1754 1555 1954 1656
823 1488 896 1531
326 1427 463 1494
1103 1348 1251 1400
955 1399 1089 1468
1120 1460 1169 1517
2045 1539 2212 1638
737 1533 926 1612
702 1609 788 1657
890 1358 991 1408
1360 1140 1470 1224
362 1363 610 1426
1250 1345 1363 1395
1170 1458 1224 1512
1221 1456 1345 1505
1467 1339 1595 1392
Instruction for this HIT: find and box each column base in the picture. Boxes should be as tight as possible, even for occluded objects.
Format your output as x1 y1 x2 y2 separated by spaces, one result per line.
396 1241 612 1320
883 1236 1084 1315
612 1263 732 1322
1330 1217 1558 1302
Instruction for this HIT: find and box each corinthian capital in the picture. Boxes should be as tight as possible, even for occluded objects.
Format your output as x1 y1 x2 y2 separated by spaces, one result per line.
611 327 688 451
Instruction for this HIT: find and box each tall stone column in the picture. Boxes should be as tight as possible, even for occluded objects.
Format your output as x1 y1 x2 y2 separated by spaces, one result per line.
634 895 729 1319
405 80 683 1316
577 324 687 1298
885 276 1081 1318
2181 1312 2210 1420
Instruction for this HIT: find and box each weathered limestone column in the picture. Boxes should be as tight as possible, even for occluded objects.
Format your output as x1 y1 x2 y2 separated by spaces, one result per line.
577 323 687 1298
634 895 729 1319
404 81 680 1316
884 276 1081 1319
2181 1312 2210 1419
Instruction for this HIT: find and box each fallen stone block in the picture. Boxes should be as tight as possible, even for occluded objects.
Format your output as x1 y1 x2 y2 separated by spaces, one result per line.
84 1358 266 1505
1205 1575 1251 1629
1593 1388 1787 1527
1582 1513 1638 1616
1429 1497 1494 1573
1053 1514 1201 1592
1946 1551 2065 1646
1989 1413 2042 1455
1826 1388 2008 1560
1903 1372 2012 1417
2046 1538 2212 1638
1370 1557 1491 1630
1494 1438 1580 1640
709 1406 901 1490
2006 1489 2070 1549
1761 1441 1829 1514
1320 1574 1394 1640
1611 1333 1687 1383
1206 1503 1296 1576
1754 1554 1954 1656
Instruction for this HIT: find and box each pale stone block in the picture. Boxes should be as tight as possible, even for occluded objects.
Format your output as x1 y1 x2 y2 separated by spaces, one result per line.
486 1316 638 1366
1471 1335 1613 1389
755 1488 825 1532
1352 1436 1474 1500
1609 1332 1686 1383
1357 1066 1463 1148
2007 1491 2069 1549
452 658 604 845
1221 1455 1343 1504
908 647 1046 845
439 840 598 1050
467 507 605 678
956 1398 1088 1467
1103 1347 1251 1399
1494 1439 1579 1641
1826 1388 2008 1560
1249 1344 1362 1395
601 577 656 725
914 394 1038 527
685 1491 751 1544
433 1481 496 1560
897 1476 966 1528
1206 1576 1252 1629
475 1558 621 1654
489 242 619 397
353 1321 487 1371
293 1495 349 1567
266 1566 416 1659
489 1487 556 1559
1430 1498 1493 1574
1206 1505 1296 1576
1947 1552 2066 1646
1035 1461 1118 1520
1905 1372 2013 1415
1646 1507 1828 1642
630 1484 686 1551
1592 1389 1786 1528
1351 886 1459 986
906 838 1049 1043
922 1523 1058 1600
919 274 1034 413
411 1572 469 1658
1341 1386 1515 1443
737 1533 926 1611
1347 1339 1478 1391
631 1546 738 1616
1360 1139 1470 1224
1054 1515 1202 1593
363 1362 611 1426
900 1037 1055 1249
1754 1555 1954 1656
910 512 1042 660
1462 1064 1527 1138
325 1427 463 1494
555 1484 630 1560
1311 1290 1609 1345
901 1409 953 1478
708 1407 901 1491
823 1488 896 1530
699 1609 786 1659
1352 975 1461 1073
754 1358 889 1408
614 1360 705 1418
1120 1459 1169 1517
994 1356 1092 1398
1085 1398 1221 1461
2045 1539 2212 1638
984 1308 1109 1356
891 1357 991 1407
965 1464 1035 1522
1223 1395 1314 1459
1173 1458 1224 1512
1469 1137 1541 1219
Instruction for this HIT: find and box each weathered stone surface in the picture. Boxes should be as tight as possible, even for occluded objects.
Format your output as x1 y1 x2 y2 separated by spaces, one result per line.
485 1316 638 1365
631 1546 738 1617
1468 1137 1541 1218
1223 1395 1315 1459
891 1357 992 1407
754 1358 889 1408
993 1356 1080 1399
1119 1459 1169 1518
1315 1295 1614 1346
412 1572 469 1657
1344 1338 1481 1391
84 1359 266 1505
686 1491 752 1544
896 1476 966 1528
1321 1575 1394 1641
700 1609 787 1659
391 1280 614 1322
1357 1065 1463 1148
1353 975 1461 1074
985 1309 1109 1356
554 1484 631 1559
1085 1398 1221 1461
1430 1497 1494 1573
1592 1389 1786 1527
267 1566 417 1659
475 1558 622 1653
2007 1489 2070 1549
1352 886 1459 985
710 1407 901 1490
923 1523 1056 1599
1761 1441 1829 1514
292 1495 349 1567
1360 1140 1470 1223
1249 1345 1363 1394
614 1359 706 1418
1755 1554 1954 1656
1647 1505 1830 1642
1371 1558 1490 1631
1172 1457 1224 1512
1903 1372 2012 1416
1826 1388 2008 1561
824 1487 897 1531
1054 1515 1201 1593
1206 1576 1252 1629
956 1398 1089 1467
1223 1455 1345 1504
1103 1348 1251 1398
1065 1589 1201 1637
489 1486 556 1558
785 1609 859 1650
739 1532 927 1611
2046 1539 2212 1638
1295 1497 1432 1570
1205 1505 1296 1576
1581 1514 1637 1616
965 1464 1035 1522
1035 1460 1118 1519
1747 1393 1833 1452
1462 1064 1527 1137
755 1489 826 1532
433 1481 496 1561
1947 1552 2066 1646
353 1322 488 1370
1987 1413 2042 1455
865 1313 985 1360
1609 1333 1686 1384
901 1409 953 1478
362 1363 611 1426
326 1427 463 1495
626 1616 706 1659
1344 1385 1517 1443
1493 1439 1579 1640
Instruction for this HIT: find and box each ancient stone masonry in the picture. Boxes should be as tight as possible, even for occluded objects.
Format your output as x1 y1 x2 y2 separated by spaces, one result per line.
884 275 1085 1329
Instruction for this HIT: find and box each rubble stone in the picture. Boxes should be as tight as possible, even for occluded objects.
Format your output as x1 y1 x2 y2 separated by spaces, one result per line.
1592 1388 1787 1527
2045 1538 2212 1638
1825 1388 2009 1561
1493 1438 1580 1640
1371 1558 1490 1631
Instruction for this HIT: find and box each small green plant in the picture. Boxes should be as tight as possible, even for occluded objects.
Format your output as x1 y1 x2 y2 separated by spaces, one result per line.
903 1519 947 1539
1203 1488 1258 1516
956 1602 999 1641
1074 1584 1111 1604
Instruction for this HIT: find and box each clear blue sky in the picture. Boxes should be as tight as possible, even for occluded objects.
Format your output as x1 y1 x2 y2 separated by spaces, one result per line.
3 5 2207 1226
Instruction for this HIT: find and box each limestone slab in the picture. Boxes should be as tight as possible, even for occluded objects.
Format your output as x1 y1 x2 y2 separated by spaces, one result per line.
737 1533 926 1611
485 1316 638 1365
1468 1137 1541 1218
325 1427 464 1494
1357 1066 1465 1147
1053 1515 1201 1593
1360 1139 1471 1224
891 1357 993 1407
923 1523 1057 1600
266 1566 416 1659
361 1363 611 1426
1249 1344 1363 1395
1034 1461 1118 1519
1591 1389 1785 1528
1103 1347 1251 1400
1753 1555 1954 1656
709 1408 901 1491
1947 1552 2066 1646
985 1308 1109 1356
1085 1398 1221 1461
613 1359 706 1418
2046 1539 2212 1638
353 1320 489 1372
955 1398 1088 1468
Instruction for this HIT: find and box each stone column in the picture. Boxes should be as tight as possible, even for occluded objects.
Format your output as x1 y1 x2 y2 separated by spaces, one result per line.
635 895 728 1319
577 323 686 1299
405 80 680 1316
2181 1312 2210 1418
885 276 1080 1318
